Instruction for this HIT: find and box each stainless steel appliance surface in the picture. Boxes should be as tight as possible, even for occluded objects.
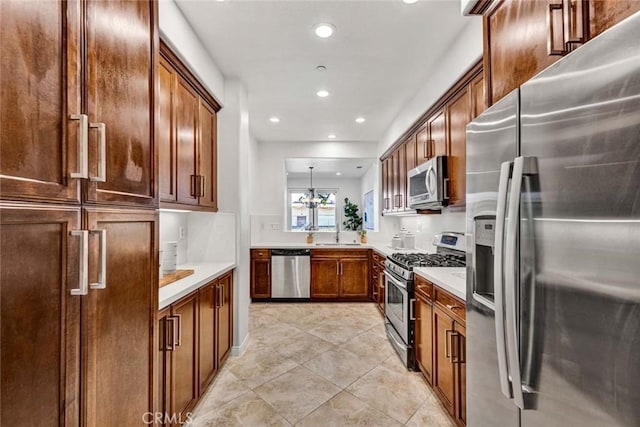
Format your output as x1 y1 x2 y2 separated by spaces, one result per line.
384 232 466 369
465 12 640 427
408 156 449 210
270 249 311 299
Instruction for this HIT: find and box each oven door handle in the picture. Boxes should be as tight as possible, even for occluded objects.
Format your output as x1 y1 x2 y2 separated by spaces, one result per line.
384 270 407 290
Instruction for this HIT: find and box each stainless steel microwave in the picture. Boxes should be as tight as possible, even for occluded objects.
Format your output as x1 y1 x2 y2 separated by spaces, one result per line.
407 156 448 210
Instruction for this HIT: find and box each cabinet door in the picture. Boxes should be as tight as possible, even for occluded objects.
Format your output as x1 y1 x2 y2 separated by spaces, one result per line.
471 73 485 120
170 292 198 424
382 158 391 212
0 0 82 204
159 56 177 202
391 150 399 210
447 87 472 207
0 204 81 426
251 259 271 298
175 77 199 206
433 305 455 416
157 308 171 424
311 258 340 298
84 0 156 207
198 282 217 393
454 322 467 426
82 208 157 426
396 144 407 210
416 124 430 161
216 272 234 367
405 136 418 172
485 0 561 106
429 109 447 158
198 100 218 209
377 265 386 313
415 292 433 385
339 258 369 299
589 0 640 39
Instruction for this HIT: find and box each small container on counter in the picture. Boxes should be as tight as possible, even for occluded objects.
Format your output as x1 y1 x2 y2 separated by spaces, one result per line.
391 234 402 249
402 232 415 249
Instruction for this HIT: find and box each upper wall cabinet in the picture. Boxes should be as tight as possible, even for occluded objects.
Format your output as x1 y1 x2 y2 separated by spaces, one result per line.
0 0 156 207
481 0 640 106
158 42 220 212
381 62 483 212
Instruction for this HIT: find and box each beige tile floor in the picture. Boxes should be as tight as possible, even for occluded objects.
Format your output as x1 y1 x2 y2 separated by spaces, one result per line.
188 303 455 427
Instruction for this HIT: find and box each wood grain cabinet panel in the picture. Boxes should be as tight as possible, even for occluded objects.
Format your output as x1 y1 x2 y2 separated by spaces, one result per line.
198 100 218 209
311 258 340 298
416 124 431 162
447 87 472 207
433 305 456 416
170 292 198 425
429 109 447 159
175 77 200 206
198 282 217 393
251 249 271 299
84 0 155 207
454 323 467 426
0 0 82 204
589 0 640 38
159 57 177 202
0 204 81 426
216 272 234 367
415 290 434 385
340 258 369 298
82 208 157 427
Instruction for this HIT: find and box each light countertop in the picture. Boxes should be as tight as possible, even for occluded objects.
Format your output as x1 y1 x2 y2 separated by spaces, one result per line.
251 242 427 258
414 267 466 300
159 262 236 310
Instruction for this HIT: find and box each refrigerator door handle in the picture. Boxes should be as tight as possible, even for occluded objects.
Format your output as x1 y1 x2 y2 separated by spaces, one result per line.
505 156 538 410
494 161 513 399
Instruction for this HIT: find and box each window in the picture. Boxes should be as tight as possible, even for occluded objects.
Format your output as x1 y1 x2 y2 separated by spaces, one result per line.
288 189 338 231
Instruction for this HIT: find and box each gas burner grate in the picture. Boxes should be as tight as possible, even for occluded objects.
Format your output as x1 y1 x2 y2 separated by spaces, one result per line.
390 252 466 269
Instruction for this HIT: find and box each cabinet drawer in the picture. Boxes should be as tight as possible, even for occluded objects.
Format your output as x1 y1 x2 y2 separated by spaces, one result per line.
310 249 368 259
372 251 385 264
434 287 465 323
414 275 433 299
251 249 271 259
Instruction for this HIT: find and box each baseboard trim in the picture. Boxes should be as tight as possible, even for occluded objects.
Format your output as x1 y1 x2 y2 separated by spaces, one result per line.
231 332 249 357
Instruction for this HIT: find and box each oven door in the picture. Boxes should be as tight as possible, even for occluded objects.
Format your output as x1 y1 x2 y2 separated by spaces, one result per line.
384 270 409 343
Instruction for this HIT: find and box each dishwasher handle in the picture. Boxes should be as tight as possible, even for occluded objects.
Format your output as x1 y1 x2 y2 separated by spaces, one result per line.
271 249 311 256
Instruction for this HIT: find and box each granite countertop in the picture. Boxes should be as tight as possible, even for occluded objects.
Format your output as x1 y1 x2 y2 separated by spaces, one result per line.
414 267 466 300
250 242 427 258
159 262 236 310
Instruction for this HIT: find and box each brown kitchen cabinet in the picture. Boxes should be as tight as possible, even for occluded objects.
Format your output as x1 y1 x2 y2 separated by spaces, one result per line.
454 322 467 426
382 157 392 213
446 86 472 208
481 0 640 106
311 250 370 301
158 271 234 426
433 304 456 416
82 208 158 426
1 0 155 207
1 1 160 425
414 275 434 385
0 204 82 426
371 251 386 314
251 249 272 299
159 42 221 211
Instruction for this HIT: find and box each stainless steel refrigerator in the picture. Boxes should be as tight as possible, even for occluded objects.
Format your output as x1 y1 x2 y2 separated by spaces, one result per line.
465 11 640 427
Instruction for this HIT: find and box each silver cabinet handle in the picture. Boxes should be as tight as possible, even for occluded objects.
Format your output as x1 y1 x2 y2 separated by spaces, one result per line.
336 261 339 276
505 156 538 410
89 122 106 182
165 317 175 351
219 285 224 308
409 298 415 321
69 114 89 178
200 175 206 197
70 230 89 295
173 314 182 347
445 329 452 358
90 229 107 289
494 161 512 398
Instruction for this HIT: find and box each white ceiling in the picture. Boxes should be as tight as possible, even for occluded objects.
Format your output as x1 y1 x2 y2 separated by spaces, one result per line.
285 157 377 179
176 0 472 143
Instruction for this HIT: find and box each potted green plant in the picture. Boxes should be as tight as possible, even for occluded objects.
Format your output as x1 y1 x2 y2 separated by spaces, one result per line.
306 231 314 244
342 198 364 242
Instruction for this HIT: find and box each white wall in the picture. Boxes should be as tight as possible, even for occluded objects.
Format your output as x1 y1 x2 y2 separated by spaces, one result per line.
159 0 225 105
377 18 483 156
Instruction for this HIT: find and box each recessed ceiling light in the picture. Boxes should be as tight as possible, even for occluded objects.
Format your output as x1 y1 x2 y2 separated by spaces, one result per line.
336 172 341 176
269 116 280 123
316 65 327 71
314 23 335 38
327 134 336 139
402 0 419 4
316 90 330 98
356 166 363 169
355 117 366 123
216 0 225 2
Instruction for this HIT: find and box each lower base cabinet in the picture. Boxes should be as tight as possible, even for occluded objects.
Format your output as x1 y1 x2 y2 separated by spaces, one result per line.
157 271 234 426
310 249 370 301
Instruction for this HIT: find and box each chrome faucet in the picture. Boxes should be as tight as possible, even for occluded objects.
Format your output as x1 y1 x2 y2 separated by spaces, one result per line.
335 229 340 244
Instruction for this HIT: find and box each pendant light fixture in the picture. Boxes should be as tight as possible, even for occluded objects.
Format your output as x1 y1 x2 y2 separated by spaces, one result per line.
301 166 320 230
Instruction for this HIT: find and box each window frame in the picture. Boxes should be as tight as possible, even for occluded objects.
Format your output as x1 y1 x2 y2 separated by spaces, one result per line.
286 188 339 232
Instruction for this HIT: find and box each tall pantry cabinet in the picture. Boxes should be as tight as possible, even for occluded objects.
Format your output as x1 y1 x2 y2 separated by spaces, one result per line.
0 1 159 426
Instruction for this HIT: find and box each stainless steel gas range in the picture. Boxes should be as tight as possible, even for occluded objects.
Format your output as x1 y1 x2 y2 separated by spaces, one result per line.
384 232 466 369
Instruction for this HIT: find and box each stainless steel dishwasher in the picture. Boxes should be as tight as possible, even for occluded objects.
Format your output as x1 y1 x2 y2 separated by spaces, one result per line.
270 249 311 299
